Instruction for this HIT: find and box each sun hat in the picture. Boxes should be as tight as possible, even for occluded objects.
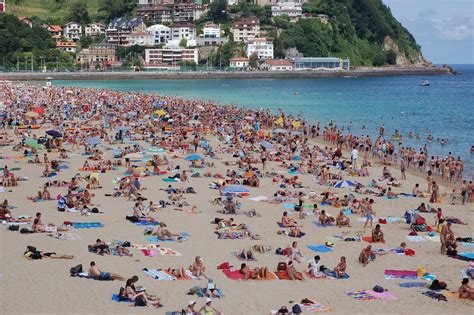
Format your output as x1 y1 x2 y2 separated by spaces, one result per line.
188 300 196 306
205 298 212 304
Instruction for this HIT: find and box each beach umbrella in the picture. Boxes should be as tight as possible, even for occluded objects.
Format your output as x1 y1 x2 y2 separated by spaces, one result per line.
260 140 273 149
25 111 39 118
184 154 204 161
292 156 302 161
334 180 357 188
223 185 250 194
86 137 102 146
124 153 144 160
33 107 45 115
46 130 62 138
115 126 131 132
155 109 167 116
272 128 288 134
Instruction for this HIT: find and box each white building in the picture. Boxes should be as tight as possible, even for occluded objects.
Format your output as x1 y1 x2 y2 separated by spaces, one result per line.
63 22 82 41
145 47 199 65
261 59 294 71
168 22 196 47
203 22 220 38
85 23 105 37
229 57 249 69
56 41 78 53
246 38 274 60
147 24 171 45
232 17 260 43
271 1 303 21
292 57 350 70
127 31 155 46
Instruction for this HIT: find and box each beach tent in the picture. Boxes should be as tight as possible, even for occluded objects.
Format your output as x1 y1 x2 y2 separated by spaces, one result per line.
260 140 273 149
86 137 102 146
334 180 357 188
184 154 204 161
223 185 250 194
46 130 62 138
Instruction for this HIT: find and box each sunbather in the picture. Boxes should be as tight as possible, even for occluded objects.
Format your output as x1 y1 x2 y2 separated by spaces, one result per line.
359 245 375 267
459 278 474 300
281 211 298 227
190 256 207 279
334 256 347 278
336 210 351 227
24 247 73 260
371 224 385 243
319 210 335 226
88 261 126 281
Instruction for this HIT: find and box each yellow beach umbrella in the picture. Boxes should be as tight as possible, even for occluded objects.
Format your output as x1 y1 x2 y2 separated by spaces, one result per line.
275 117 284 126
292 121 301 128
155 109 167 116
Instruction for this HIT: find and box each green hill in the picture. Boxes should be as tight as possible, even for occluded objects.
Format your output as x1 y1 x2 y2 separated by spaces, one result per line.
7 0 100 20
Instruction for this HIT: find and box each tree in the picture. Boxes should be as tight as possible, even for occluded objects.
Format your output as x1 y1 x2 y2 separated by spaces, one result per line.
273 15 290 29
98 0 137 23
80 35 93 49
179 38 188 48
372 53 387 66
208 0 228 23
249 53 258 69
67 1 91 25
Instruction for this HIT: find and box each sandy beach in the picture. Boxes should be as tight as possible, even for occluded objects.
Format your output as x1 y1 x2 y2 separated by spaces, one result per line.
0 82 473 315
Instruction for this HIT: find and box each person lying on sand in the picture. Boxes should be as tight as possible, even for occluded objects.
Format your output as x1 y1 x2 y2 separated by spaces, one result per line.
24 246 73 260
88 261 125 281
240 263 268 280
319 210 335 226
150 222 181 240
89 239 110 255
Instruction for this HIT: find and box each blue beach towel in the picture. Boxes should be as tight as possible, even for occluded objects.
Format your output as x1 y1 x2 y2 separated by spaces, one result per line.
111 294 132 303
133 221 159 226
312 221 329 228
458 252 474 260
399 282 428 288
283 203 295 210
146 232 190 242
72 222 104 229
342 209 353 215
162 178 179 182
324 270 349 279
307 245 333 253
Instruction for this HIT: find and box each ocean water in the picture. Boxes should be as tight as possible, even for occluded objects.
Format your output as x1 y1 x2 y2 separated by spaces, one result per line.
55 64 474 178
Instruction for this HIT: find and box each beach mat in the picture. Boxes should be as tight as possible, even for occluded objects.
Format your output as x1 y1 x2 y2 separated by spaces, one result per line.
346 290 379 301
457 252 474 261
133 221 159 226
362 236 375 243
143 268 177 281
111 294 132 303
399 282 428 288
307 245 333 253
424 234 440 242
324 270 350 279
406 235 426 242
301 301 333 313
72 222 104 229
384 270 418 280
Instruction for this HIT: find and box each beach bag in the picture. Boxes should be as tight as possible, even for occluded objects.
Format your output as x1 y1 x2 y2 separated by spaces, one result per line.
292 304 302 314
91 207 99 213
8 225 19 231
277 262 287 271
70 264 83 276
134 295 147 307
373 285 384 293
417 267 426 277
186 187 196 194
378 218 387 224
122 241 131 247
405 248 416 256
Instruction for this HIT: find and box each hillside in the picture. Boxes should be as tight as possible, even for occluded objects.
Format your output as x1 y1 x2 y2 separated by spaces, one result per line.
4 0 428 67
7 0 100 20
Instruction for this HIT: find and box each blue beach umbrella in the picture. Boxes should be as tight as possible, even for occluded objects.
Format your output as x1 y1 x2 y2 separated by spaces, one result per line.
334 180 357 188
260 140 273 149
87 137 102 146
223 185 250 194
184 154 204 161
46 130 62 138
292 156 301 161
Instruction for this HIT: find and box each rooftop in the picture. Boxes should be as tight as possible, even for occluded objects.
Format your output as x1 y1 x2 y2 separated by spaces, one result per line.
264 59 293 66
230 57 250 62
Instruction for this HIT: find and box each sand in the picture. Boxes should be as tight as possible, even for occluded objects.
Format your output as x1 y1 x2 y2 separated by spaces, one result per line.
1 92 473 315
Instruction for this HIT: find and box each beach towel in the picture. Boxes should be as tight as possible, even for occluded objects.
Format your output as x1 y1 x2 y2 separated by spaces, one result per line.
462 242 474 249
362 236 375 243
406 235 426 242
424 234 440 242
326 236 344 243
324 270 350 279
384 270 418 280
367 290 398 300
301 301 333 313
289 232 306 238
142 249 159 257
282 203 295 210
146 232 190 242
248 196 269 202
342 209 353 216
157 247 182 256
133 221 158 226
307 245 333 253
195 288 225 298
399 282 428 288
72 222 104 229
162 178 179 182
51 232 82 240
232 252 257 261
312 221 330 228
385 217 405 223
131 244 159 250
111 294 132 303
457 252 474 261
422 291 447 301
143 268 177 281
346 290 380 301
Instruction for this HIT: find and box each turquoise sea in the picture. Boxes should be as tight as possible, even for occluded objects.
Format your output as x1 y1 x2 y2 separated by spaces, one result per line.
55 64 474 178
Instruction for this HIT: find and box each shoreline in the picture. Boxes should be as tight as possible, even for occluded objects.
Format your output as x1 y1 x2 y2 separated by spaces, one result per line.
0 67 451 81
